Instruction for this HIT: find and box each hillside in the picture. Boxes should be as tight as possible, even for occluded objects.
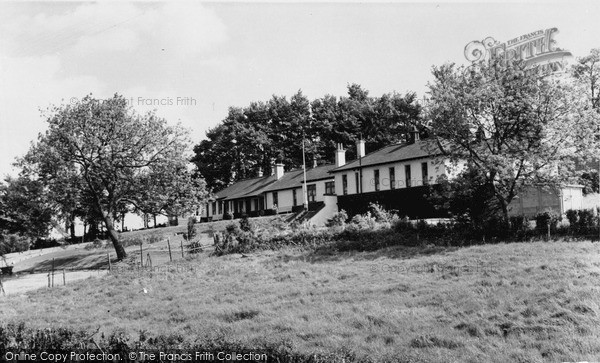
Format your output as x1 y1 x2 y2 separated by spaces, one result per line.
1 240 600 362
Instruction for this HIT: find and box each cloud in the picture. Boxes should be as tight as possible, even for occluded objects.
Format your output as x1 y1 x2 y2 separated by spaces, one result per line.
0 2 229 176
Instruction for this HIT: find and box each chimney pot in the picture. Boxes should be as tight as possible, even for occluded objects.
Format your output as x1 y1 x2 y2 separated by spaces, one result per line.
335 143 346 167
356 139 365 158
274 163 284 180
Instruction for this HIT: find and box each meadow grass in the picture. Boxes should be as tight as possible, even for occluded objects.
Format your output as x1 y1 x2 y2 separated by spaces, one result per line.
1 240 600 362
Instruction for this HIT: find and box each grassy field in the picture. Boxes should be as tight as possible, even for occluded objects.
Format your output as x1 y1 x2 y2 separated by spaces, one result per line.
1 237 600 362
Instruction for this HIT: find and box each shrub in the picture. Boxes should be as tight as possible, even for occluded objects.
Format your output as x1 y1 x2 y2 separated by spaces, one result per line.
577 209 596 230
368 203 396 223
535 209 561 233
187 217 198 241
565 209 578 227
0 234 30 256
509 215 528 233
239 215 254 233
326 210 348 228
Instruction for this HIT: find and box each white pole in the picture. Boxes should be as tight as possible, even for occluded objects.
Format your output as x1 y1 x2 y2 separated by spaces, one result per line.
302 131 308 211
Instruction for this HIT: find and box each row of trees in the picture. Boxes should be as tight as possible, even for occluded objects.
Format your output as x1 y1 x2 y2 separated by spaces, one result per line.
192 85 423 191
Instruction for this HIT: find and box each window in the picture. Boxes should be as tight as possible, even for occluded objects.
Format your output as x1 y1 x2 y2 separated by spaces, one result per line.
374 169 380 191
212 201 217 214
272 192 278 208
342 174 348 195
307 184 317 202
389 167 396 189
355 172 360 193
325 181 335 195
293 189 297 206
218 201 222 215
405 165 412 187
421 162 429 185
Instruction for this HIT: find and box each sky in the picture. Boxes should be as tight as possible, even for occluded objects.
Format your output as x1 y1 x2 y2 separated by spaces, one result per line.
1 0 600 179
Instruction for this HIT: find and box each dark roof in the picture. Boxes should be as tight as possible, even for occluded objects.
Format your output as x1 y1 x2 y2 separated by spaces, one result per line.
262 164 336 193
305 163 336 182
331 138 445 173
214 175 277 201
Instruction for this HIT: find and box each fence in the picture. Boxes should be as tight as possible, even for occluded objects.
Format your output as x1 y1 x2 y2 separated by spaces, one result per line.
0 237 214 296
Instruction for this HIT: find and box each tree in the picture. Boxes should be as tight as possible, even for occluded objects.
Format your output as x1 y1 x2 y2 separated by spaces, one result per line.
427 59 583 220
572 48 600 110
0 175 54 239
19 94 207 260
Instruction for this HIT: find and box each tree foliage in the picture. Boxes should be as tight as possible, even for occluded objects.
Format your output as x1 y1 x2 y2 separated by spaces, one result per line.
192 85 423 191
427 59 586 219
19 94 208 260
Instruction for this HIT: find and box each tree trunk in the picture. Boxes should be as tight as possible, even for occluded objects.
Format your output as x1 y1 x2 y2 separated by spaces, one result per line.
69 212 76 240
121 212 125 231
101 211 127 260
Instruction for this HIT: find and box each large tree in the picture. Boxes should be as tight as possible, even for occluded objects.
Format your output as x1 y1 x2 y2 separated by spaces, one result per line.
20 94 206 260
427 59 584 220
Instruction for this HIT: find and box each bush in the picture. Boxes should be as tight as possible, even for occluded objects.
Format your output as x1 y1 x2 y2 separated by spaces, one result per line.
239 215 254 233
186 217 197 241
326 210 348 228
0 234 30 256
577 209 596 230
368 203 397 224
535 209 561 233
565 209 578 227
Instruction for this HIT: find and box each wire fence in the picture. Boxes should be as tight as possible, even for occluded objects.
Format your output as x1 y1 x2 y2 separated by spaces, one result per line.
0 237 216 296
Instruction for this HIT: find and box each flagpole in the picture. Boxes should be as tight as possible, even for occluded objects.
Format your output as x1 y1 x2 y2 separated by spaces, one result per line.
302 129 308 211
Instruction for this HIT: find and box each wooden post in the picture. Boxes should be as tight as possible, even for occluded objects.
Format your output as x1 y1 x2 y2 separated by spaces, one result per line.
62 269 66 286
47 273 51 288
0 277 5 296
51 258 55 288
181 240 184 258
107 253 112 272
167 238 172 262
140 241 143 268
547 223 551 241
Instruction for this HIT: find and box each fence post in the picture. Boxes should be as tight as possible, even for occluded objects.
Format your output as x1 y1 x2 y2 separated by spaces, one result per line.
51 258 55 288
547 223 550 241
0 277 5 296
63 269 66 286
140 241 144 268
47 273 51 288
167 238 172 262
181 240 184 259
107 253 112 272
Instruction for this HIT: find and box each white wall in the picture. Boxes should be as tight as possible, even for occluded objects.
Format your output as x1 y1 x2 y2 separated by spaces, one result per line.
334 157 450 195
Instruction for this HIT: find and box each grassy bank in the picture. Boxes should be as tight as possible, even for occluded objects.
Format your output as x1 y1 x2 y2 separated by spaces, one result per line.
2 240 600 362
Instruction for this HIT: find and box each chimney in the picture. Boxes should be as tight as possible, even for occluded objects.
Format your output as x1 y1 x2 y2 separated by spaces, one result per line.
335 143 346 167
312 157 318 168
257 166 263 177
274 163 284 180
410 126 420 144
356 139 365 158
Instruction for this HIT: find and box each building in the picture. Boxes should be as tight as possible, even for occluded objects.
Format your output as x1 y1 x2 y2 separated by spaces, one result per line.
203 162 338 223
330 130 459 218
203 130 584 223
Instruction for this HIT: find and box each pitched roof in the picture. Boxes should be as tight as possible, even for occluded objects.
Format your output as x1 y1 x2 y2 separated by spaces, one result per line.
331 138 444 173
262 163 336 193
305 163 336 182
214 175 277 201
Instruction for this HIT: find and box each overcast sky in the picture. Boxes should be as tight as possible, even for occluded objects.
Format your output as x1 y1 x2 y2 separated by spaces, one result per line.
1 1 599 178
